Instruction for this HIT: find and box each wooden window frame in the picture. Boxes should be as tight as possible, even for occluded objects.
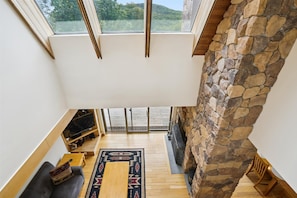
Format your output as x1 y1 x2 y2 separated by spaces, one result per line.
9 0 55 58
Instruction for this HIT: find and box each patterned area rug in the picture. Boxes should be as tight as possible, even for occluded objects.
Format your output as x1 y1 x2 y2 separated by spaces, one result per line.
85 148 145 198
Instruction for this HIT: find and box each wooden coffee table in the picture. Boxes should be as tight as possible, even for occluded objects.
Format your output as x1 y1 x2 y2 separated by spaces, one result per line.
57 153 86 167
99 162 129 198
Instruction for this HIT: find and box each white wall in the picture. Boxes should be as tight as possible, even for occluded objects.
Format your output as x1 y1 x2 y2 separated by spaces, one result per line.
50 34 204 109
249 42 297 192
0 2 68 191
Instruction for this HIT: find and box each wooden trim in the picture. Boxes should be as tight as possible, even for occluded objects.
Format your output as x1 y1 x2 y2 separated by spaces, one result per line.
78 0 102 59
124 108 128 132
0 109 77 198
192 0 231 55
145 0 152 57
191 0 215 56
94 109 101 136
8 0 55 59
95 109 106 135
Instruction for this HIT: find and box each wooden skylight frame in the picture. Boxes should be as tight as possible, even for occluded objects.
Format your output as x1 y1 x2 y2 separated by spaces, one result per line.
77 0 102 59
9 0 55 59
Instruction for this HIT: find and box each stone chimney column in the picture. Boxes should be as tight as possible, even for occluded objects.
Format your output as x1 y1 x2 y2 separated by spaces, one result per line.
181 0 297 197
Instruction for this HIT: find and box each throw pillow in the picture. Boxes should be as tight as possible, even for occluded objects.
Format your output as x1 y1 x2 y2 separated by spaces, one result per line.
49 161 73 185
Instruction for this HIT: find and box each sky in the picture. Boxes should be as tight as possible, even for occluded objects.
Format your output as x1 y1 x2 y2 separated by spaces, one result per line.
117 0 183 11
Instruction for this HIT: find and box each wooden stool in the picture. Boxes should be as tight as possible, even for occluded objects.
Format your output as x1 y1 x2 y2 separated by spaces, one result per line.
57 153 86 167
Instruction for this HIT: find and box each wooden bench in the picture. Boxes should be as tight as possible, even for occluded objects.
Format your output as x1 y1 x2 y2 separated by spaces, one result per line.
57 153 86 167
99 162 130 198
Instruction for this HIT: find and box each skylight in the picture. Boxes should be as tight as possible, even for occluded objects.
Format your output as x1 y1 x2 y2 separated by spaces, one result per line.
10 0 208 59
151 0 183 32
94 0 144 33
151 0 200 32
34 0 200 34
35 0 87 34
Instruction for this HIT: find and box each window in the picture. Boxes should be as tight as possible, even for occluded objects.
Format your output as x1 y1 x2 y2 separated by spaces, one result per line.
151 0 183 32
149 107 171 131
94 0 144 33
18 0 202 35
102 107 172 133
103 108 126 132
35 0 87 34
151 0 200 32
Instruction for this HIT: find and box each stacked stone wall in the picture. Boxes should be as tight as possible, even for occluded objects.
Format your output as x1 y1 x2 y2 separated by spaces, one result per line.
180 0 297 197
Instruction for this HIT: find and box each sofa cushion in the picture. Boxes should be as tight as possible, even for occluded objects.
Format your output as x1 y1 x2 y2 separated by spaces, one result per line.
51 174 84 198
49 161 73 185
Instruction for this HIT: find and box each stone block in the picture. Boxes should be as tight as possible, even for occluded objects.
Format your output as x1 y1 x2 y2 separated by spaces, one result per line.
246 16 267 36
259 87 270 94
244 106 263 125
224 5 237 18
249 94 267 107
213 34 221 42
266 59 285 78
237 18 249 37
220 79 230 90
218 117 229 129
227 29 237 45
228 44 238 59
231 127 253 140
279 29 297 58
231 0 244 4
254 51 272 72
244 73 266 88
209 41 224 52
266 15 286 37
234 107 249 119
217 18 232 34
244 0 267 18
227 85 245 98
243 87 260 99
241 99 249 107
265 41 279 51
251 36 269 54
268 50 280 65
236 37 253 54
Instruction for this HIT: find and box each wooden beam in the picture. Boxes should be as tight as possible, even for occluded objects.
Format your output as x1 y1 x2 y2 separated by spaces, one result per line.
145 0 152 57
78 0 102 59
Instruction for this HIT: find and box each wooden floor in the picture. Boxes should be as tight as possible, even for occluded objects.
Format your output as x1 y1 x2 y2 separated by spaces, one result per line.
78 132 291 198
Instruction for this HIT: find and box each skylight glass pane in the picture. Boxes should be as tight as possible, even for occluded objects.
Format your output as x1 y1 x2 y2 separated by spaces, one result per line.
35 0 87 34
189 0 202 30
151 0 200 32
94 0 144 33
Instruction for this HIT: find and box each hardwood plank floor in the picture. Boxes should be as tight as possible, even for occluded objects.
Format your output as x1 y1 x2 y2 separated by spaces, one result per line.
78 132 291 198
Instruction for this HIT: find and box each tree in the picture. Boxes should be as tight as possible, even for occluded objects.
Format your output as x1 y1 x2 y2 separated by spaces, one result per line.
123 3 143 20
94 0 121 20
50 0 83 22
35 0 53 17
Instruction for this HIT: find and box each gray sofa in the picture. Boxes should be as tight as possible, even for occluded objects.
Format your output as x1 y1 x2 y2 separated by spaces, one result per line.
20 161 84 198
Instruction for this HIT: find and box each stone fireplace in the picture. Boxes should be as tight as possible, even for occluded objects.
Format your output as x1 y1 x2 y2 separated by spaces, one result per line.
176 0 297 197
170 116 187 166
